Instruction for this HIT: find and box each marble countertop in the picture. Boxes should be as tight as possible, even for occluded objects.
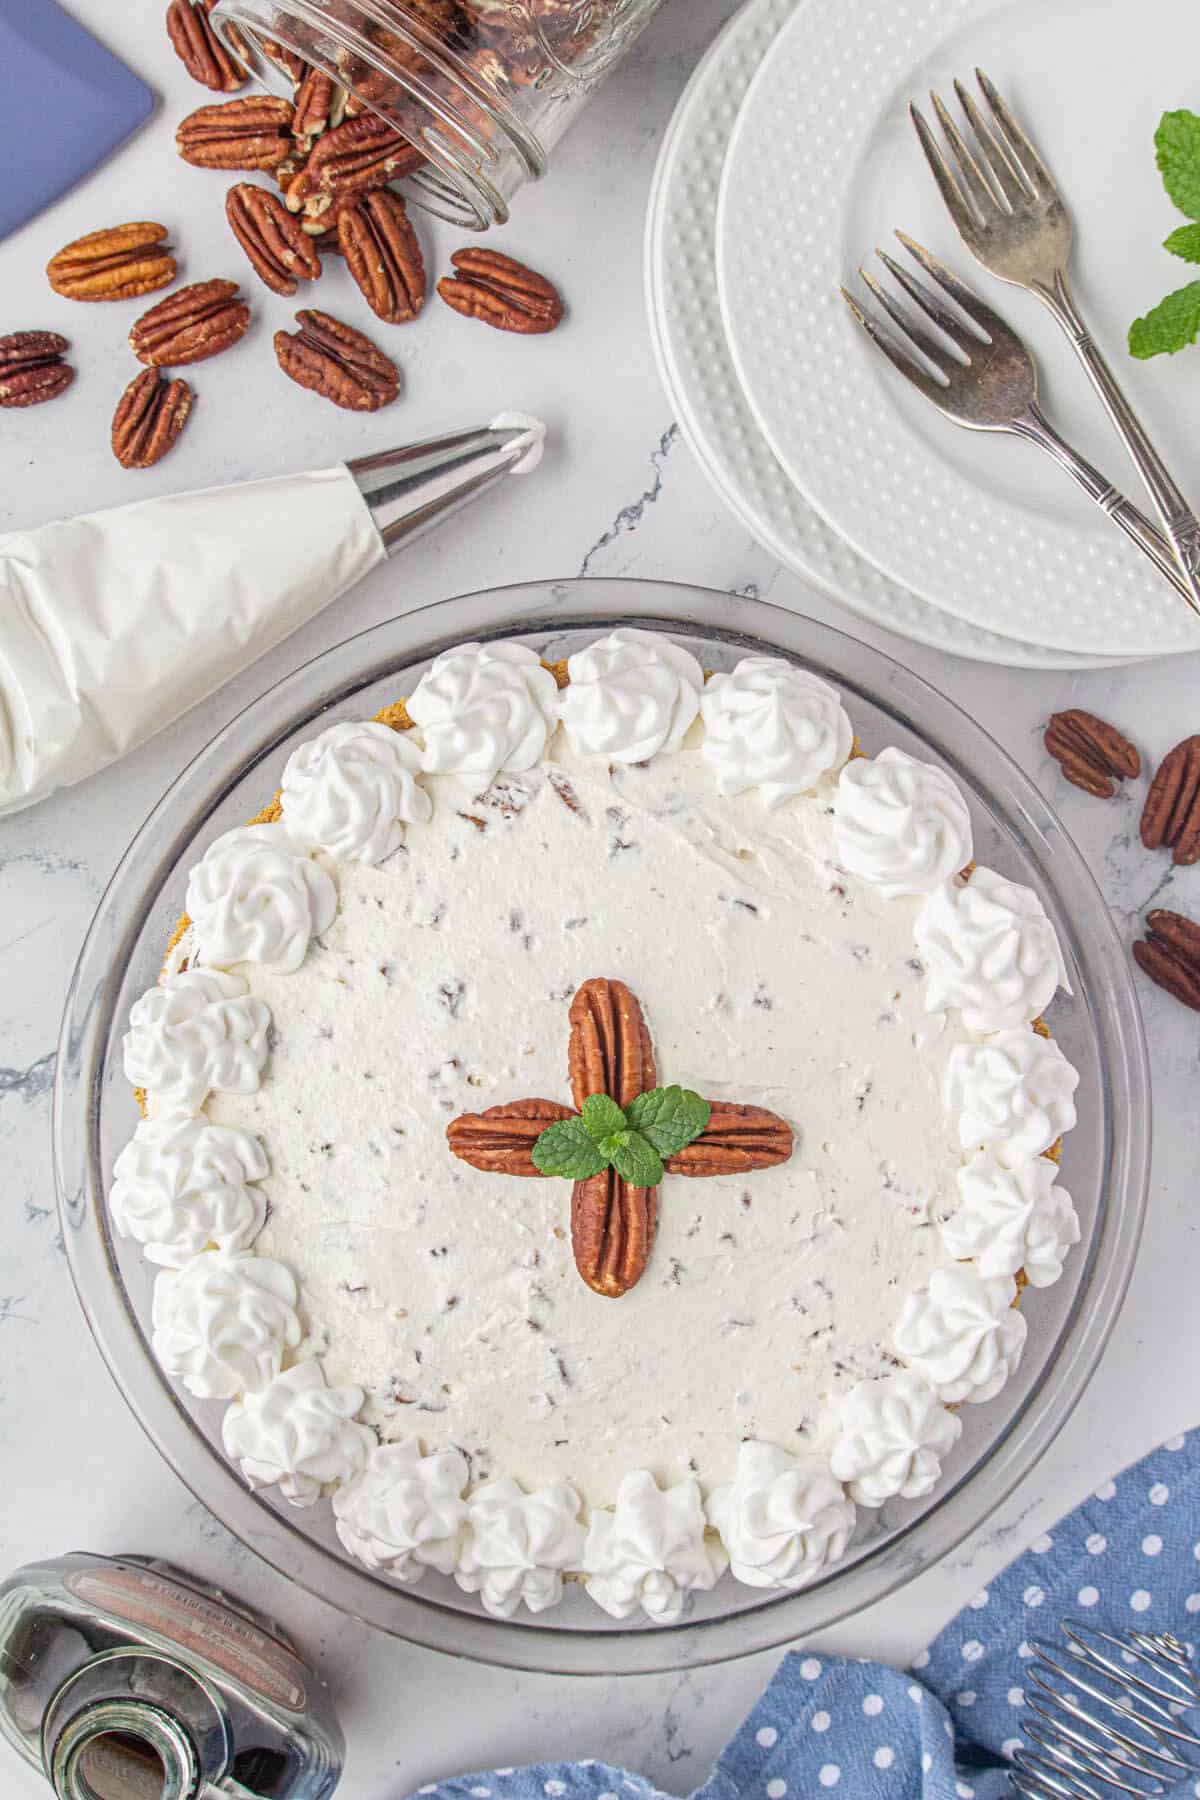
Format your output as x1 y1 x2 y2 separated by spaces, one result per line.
3 2 1198 1795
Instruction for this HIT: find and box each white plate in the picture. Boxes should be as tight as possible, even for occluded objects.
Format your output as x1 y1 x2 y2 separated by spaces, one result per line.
715 0 1200 659
644 0 1119 668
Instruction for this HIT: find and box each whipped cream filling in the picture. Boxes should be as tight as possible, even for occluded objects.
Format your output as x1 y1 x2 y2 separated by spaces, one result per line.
206 741 970 1502
120 642 1081 1618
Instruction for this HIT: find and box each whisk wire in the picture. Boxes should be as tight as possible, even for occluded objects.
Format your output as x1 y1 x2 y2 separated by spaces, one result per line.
1010 1621 1200 1800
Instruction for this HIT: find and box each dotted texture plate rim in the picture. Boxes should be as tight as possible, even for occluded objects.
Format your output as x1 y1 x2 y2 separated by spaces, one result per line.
714 0 1200 659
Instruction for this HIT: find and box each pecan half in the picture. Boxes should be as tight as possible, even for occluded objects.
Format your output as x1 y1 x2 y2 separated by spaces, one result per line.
0 331 73 408
166 0 248 91
1141 736 1200 865
292 65 349 152
437 248 564 334
111 368 194 469
226 183 322 295
259 37 306 85
338 190 425 322
1133 908 1200 1011
283 114 423 229
447 1099 574 1175
274 308 400 410
47 222 176 302
568 978 656 1110
129 279 250 366
1045 709 1140 799
177 96 297 170
666 1103 794 1176
572 1167 657 1300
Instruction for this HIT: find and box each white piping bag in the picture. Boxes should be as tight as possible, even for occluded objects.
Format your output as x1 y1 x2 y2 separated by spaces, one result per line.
0 413 545 816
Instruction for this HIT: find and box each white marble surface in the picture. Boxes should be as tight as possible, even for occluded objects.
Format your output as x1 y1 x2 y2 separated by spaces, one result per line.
2 2 1198 1795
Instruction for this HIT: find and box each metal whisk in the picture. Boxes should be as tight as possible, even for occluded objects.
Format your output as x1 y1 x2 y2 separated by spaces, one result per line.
1010 1620 1200 1799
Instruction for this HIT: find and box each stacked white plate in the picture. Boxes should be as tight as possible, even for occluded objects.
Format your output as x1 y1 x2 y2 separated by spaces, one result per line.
646 0 1200 667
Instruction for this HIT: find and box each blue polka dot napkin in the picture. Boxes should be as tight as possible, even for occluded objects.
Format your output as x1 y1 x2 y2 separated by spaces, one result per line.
413 1429 1200 1800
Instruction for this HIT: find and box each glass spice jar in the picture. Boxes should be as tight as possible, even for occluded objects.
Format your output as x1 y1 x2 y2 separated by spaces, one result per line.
209 0 669 230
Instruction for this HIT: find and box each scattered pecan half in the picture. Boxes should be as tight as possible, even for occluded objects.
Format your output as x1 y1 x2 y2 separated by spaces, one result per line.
292 65 348 152
47 222 176 302
666 1103 794 1176
1133 909 1200 1011
338 190 426 322
283 113 423 230
177 95 297 170
437 247 564 334
0 331 73 408
226 183 322 295
166 0 248 91
273 308 400 409
447 1099 574 1176
1141 736 1200 865
1044 709 1140 798
129 279 250 366
572 1166 658 1301
111 368 194 468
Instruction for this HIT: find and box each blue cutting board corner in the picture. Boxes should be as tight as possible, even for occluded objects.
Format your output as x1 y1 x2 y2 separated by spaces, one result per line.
1 1 155 243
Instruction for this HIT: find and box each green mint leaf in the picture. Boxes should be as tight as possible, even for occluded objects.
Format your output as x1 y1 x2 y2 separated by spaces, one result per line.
1157 111 1200 220
608 1130 664 1189
581 1093 627 1141
532 1117 609 1180
1129 281 1200 358
625 1085 712 1158
1165 222 1200 262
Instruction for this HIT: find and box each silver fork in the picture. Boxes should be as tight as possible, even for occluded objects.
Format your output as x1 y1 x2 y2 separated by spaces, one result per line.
840 235 1197 607
912 68 1200 614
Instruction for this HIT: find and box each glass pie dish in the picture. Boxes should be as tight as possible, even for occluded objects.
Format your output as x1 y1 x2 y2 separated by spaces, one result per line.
54 578 1150 1675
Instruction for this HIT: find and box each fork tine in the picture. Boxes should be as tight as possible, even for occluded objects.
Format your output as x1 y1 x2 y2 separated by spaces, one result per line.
857 262 961 369
839 287 947 404
872 251 980 358
894 232 1004 337
909 102 978 239
930 89 1002 219
974 67 1056 194
953 77 1032 207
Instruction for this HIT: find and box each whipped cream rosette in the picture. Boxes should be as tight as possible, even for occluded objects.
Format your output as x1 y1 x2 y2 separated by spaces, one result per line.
116 632 1083 1618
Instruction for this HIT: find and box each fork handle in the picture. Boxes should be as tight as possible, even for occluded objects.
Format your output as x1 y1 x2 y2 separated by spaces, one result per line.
1014 405 1200 614
1038 270 1200 601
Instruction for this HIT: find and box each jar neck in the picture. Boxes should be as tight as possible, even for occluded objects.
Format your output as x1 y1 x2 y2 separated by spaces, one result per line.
48 1699 198 1800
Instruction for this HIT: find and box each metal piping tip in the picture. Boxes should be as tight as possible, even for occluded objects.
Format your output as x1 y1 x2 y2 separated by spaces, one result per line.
347 413 547 554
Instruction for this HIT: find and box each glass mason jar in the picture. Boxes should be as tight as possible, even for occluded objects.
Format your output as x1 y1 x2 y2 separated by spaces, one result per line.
210 0 668 229
0 1553 343 1800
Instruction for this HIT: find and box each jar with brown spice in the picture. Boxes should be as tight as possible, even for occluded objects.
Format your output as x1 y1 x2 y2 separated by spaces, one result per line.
210 0 669 229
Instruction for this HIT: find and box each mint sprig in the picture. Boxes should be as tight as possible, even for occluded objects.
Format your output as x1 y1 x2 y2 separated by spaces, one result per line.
1129 110 1200 357
531 1085 710 1185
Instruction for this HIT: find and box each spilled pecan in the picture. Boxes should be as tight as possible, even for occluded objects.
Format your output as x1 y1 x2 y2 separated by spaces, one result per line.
1133 909 1200 1011
226 183 322 295
166 0 249 91
447 1099 574 1175
111 368 193 468
129 279 250 366
1141 736 1200 865
338 189 425 322
1044 709 1140 799
273 308 400 410
437 247 564 334
47 222 176 302
292 65 348 152
177 95 297 170
283 114 423 230
0 332 73 408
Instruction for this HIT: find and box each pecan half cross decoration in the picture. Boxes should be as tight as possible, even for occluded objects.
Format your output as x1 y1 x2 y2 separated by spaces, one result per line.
447 977 794 1299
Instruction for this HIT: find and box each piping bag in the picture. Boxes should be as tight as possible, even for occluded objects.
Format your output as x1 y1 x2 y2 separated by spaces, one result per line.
0 412 546 816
